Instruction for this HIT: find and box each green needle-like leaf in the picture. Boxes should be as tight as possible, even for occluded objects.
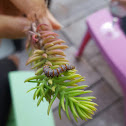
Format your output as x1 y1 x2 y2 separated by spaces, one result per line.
27 86 40 93
37 96 44 106
65 98 70 120
64 85 88 92
26 56 42 65
24 75 45 82
81 108 92 119
58 78 85 86
35 68 43 75
74 96 96 101
80 101 98 106
77 103 94 115
69 97 79 103
58 101 62 119
48 89 58 115
69 100 79 119
60 93 65 111
40 84 45 96
66 90 92 97
36 88 41 99
32 60 45 69
54 74 82 82
33 89 38 100
75 105 87 120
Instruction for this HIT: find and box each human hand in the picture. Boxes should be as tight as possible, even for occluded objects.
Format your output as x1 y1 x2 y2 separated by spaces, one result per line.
112 0 126 8
0 0 61 39
10 0 61 29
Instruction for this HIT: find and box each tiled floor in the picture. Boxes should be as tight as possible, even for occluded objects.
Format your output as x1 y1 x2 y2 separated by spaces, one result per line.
17 0 124 125
51 0 124 125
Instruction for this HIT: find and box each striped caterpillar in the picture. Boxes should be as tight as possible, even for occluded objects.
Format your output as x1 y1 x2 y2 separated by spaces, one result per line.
43 64 75 77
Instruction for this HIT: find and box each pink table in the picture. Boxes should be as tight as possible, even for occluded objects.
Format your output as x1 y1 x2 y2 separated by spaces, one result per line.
76 8 126 121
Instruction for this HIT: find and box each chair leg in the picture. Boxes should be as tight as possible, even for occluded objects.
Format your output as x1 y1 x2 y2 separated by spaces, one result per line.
75 29 91 58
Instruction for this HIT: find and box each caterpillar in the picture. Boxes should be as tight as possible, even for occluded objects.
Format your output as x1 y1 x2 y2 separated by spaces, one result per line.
43 64 75 77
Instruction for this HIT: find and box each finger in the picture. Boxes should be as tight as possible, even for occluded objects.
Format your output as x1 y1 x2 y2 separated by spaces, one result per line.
0 15 30 39
10 0 47 21
47 9 62 30
112 0 126 5
38 16 53 30
111 0 118 1
111 0 126 9
0 0 22 16
119 0 126 5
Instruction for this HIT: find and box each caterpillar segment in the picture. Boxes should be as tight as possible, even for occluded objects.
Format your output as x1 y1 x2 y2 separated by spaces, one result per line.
43 64 75 77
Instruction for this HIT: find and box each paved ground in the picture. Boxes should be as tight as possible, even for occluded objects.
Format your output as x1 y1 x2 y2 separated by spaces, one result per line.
17 0 125 125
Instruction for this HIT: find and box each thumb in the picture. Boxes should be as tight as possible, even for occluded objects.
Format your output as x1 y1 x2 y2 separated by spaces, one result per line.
0 15 30 39
47 9 62 30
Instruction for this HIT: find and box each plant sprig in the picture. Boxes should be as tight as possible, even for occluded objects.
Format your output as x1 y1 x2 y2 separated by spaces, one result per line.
25 22 98 122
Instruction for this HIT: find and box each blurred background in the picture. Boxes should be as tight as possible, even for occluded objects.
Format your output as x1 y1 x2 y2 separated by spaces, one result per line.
0 0 125 126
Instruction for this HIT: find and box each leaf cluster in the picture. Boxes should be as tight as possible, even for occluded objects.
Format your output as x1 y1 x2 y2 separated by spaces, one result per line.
25 23 98 122
25 70 97 121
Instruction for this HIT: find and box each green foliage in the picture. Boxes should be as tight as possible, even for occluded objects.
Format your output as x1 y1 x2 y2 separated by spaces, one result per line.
25 70 98 121
25 23 98 122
